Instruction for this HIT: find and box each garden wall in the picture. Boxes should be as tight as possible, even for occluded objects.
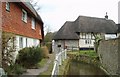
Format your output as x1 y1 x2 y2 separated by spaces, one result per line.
98 38 120 75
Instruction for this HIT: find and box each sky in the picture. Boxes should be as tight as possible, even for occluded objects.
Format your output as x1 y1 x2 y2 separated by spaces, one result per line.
32 0 120 33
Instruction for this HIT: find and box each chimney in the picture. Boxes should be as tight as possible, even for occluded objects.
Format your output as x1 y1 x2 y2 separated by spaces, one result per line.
105 12 108 19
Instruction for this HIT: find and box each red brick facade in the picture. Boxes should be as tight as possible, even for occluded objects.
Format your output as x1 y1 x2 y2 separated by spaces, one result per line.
2 2 44 40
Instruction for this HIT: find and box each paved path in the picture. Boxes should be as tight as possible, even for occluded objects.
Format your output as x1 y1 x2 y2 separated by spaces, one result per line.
19 54 54 77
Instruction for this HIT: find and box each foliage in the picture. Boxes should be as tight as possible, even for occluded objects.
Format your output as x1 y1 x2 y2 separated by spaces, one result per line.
37 58 48 68
6 63 26 75
2 32 16 70
44 32 54 42
67 50 98 58
41 46 49 58
44 32 56 53
46 43 52 53
16 46 43 68
92 33 102 53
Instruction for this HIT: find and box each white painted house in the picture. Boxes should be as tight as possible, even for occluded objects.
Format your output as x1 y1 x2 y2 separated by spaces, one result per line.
53 16 117 52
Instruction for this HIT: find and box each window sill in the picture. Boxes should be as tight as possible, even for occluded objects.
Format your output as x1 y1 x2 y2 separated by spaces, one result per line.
6 9 10 12
22 20 27 23
32 28 36 30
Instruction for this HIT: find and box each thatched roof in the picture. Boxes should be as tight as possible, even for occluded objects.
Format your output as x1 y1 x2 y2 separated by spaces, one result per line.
53 21 79 40
53 16 117 40
74 16 117 33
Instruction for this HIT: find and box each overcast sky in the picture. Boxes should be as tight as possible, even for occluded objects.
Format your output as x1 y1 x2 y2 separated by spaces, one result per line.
33 0 119 33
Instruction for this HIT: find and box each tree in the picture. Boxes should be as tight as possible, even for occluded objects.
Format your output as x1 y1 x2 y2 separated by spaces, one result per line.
92 32 102 53
44 32 57 53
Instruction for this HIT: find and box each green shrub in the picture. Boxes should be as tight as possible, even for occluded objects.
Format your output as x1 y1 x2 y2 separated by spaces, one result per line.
6 64 26 75
46 43 52 53
16 46 43 68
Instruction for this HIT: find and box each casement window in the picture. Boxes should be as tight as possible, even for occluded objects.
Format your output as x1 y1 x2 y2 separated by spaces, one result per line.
26 38 27 47
6 2 10 11
85 40 91 44
19 37 23 48
22 9 27 23
31 18 36 29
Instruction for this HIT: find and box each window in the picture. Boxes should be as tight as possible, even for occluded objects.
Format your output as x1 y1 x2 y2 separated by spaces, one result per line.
22 9 27 23
26 38 27 47
19 37 23 48
85 40 91 44
6 2 10 11
31 18 36 29
85 40 87 44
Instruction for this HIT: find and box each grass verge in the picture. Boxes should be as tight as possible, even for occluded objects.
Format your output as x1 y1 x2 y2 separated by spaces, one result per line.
59 58 69 75
67 50 98 58
79 50 98 57
38 54 55 76
37 59 48 68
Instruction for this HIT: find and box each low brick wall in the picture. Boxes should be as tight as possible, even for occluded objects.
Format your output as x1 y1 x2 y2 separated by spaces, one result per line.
98 38 120 75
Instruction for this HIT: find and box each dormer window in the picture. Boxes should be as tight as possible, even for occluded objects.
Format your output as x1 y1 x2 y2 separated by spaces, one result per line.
6 2 10 11
22 9 27 23
31 17 36 29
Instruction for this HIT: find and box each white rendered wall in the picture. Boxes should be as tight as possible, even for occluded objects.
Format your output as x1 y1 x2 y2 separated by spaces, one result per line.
14 35 40 61
79 39 94 48
118 1 120 23
79 33 95 48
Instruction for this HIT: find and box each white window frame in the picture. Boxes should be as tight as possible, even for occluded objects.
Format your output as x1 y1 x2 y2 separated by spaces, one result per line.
6 2 10 11
19 37 23 49
22 9 27 23
31 17 36 29
26 38 27 47
85 39 91 44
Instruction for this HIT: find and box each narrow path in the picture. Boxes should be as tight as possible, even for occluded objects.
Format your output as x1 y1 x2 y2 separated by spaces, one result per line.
19 54 55 77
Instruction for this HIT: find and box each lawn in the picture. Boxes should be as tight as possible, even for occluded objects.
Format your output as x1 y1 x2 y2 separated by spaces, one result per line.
67 50 98 58
67 50 79 55
79 50 98 57
37 59 48 68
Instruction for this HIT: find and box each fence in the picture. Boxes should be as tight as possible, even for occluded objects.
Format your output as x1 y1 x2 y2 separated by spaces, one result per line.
51 49 67 77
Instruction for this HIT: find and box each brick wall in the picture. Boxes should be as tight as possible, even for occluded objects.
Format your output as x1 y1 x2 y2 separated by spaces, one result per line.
98 38 120 75
2 2 43 39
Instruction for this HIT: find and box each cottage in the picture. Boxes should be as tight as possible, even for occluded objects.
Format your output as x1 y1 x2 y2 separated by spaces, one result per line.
53 16 117 52
53 21 79 52
2 2 44 60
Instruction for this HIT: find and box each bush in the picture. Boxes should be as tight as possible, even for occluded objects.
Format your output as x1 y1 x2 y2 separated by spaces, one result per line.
6 64 26 75
41 46 49 58
46 43 52 53
16 46 43 68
